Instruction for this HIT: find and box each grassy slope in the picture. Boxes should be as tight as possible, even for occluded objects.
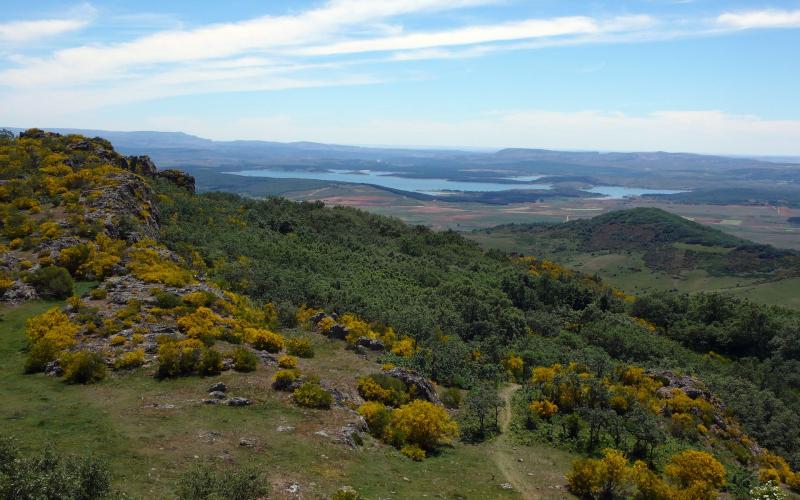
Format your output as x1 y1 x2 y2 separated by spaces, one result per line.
468 208 800 309
0 297 574 499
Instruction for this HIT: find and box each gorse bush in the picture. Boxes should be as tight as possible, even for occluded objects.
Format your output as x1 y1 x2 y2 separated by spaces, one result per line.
566 448 727 500
286 337 314 358
358 401 392 438
176 463 267 500
114 349 145 370
385 400 459 452
293 382 332 409
198 348 223 376
357 374 410 407
27 265 73 299
245 328 284 353
231 347 258 372
61 351 107 384
272 369 299 391
278 354 297 369
155 339 217 379
24 307 80 373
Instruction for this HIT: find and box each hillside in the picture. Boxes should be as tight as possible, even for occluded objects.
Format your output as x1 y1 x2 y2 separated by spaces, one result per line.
3 130 800 498
472 208 800 305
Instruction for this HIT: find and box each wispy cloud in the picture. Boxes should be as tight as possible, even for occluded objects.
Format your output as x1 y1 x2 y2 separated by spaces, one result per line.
0 0 799 127
298 16 655 56
717 8 800 29
0 3 95 43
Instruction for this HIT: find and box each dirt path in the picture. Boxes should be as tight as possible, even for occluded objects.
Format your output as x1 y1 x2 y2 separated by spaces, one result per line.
490 384 572 499
491 383 539 499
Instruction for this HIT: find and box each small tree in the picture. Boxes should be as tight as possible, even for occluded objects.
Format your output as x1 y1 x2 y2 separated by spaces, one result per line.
463 382 502 440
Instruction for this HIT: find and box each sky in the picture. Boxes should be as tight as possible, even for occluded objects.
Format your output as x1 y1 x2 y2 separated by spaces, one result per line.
1 1 799 155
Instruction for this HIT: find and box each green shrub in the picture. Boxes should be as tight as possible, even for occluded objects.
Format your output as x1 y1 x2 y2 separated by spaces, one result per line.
198 348 223 376
89 288 108 300
286 338 314 358
231 347 258 372
28 266 74 299
332 486 365 500
0 437 111 500
155 342 202 379
357 373 410 406
177 463 267 500
441 387 463 409
293 382 332 409
272 369 299 391
61 351 107 384
153 291 182 309
24 338 59 373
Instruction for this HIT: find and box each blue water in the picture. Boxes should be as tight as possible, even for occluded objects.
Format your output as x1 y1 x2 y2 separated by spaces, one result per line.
587 186 686 199
228 169 552 192
227 168 686 198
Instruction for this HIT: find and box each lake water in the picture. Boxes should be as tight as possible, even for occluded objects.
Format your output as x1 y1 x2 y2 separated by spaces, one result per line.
228 169 685 199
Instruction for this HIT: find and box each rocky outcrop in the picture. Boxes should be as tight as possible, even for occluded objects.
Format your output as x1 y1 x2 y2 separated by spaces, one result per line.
649 370 711 400
355 337 385 351
123 156 158 177
1 281 37 304
385 367 441 405
157 169 196 193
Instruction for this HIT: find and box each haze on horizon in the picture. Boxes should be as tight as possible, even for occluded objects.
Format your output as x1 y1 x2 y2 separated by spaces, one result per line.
2 0 800 156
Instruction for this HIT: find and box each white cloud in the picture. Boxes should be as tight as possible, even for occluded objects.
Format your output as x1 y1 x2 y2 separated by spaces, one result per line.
0 16 90 43
717 9 800 29
0 0 497 88
193 110 800 156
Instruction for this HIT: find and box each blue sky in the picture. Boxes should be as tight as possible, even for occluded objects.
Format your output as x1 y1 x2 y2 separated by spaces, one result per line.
1 1 799 154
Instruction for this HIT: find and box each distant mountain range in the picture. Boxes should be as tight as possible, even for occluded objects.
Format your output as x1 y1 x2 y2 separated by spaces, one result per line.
5 127 797 172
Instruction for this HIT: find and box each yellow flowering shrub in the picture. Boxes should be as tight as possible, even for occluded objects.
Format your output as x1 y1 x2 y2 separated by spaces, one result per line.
295 304 321 326
401 444 426 461
127 240 194 286
529 399 558 419
245 328 284 353
391 338 415 357
286 338 314 358
272 369 300 390
384 400 458 452
278 355 298 369
664 450 726 492
316 316 336 334
38 221 62 239
109 334 126 346
502 353 524 381
177 306 227 340
26 307 80 351
358 401 392 437
358 376 393 403
568 449 657 499
114 348 145 369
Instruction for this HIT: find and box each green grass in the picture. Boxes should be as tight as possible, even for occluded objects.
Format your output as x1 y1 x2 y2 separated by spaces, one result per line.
0 297 573 498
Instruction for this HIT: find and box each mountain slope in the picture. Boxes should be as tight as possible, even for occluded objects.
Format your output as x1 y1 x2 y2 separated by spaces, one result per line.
4 130 800 497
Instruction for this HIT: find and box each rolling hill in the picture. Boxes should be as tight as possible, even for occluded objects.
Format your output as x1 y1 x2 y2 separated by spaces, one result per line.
3 130 800 498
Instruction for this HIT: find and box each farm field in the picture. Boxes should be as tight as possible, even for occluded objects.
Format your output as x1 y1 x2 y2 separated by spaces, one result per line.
256 181 800 249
